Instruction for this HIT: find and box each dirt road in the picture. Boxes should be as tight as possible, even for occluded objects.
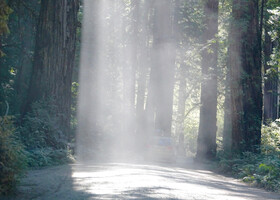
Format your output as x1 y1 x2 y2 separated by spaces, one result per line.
3 161 280 200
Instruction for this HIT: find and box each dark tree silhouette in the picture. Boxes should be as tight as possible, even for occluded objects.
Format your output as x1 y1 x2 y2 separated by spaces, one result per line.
229 0 262 153
25 0 79 134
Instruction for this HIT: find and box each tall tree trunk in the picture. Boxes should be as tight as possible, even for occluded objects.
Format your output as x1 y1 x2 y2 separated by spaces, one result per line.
263 30 278 123
120 0 139 154
223 60 232 152
263 1 278 123
229 0 262 153
135 0 151 150
25 0 79 134
149 0 176 136
196 0 218 160
175 63 187 156
174 0 186 156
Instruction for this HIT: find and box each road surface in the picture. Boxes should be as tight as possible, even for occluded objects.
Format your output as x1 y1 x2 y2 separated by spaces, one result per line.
4 160 280 200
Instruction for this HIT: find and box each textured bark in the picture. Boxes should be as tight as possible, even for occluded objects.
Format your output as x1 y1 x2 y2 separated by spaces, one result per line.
229 0 262 153
25 0 79 133
148 0 176 136
196 0 218 159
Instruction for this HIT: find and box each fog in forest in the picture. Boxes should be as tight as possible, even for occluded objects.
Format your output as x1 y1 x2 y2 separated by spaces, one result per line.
3 0 280 197
76 0 216 163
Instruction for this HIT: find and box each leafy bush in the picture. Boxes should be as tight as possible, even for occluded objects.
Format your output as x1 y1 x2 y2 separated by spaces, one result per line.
262 121 280 155
217 152 280 191
19 100 74 167
217 121 280 192
70 82 79 137
0 116 27 195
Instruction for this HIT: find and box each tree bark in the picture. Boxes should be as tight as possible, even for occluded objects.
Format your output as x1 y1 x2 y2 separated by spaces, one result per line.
25 0 79 134
229 0 262 153
196 0 218 160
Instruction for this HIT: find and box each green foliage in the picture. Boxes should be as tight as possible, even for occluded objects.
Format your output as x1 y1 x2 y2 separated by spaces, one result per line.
0 1 13 115
0 0 40 115
262 121 280 154
217 153 280 191
0 0 12 56
0 116 26 195
183 114 199 156
266 4 280 78
217 121 280 192
19 100 74 167
0 0 12 32
71 82 79 130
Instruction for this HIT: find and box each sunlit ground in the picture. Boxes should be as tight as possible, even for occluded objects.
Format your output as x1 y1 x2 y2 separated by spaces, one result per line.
70 161 280 200
9 160 280 200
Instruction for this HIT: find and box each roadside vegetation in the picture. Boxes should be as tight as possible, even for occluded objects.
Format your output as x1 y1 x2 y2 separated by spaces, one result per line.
0 0 280 197
217 122 280 192
0 99 77 194
0 116 26 194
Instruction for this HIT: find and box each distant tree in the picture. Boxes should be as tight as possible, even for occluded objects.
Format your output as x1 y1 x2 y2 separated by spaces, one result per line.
146 0 176 136
135 0 152 148
24 0 79 135
174 0 190 156
175 62 187 155
223 61 232 151
263 0 279 123
229 0 262 153
196 0 219 160
121 0 138 144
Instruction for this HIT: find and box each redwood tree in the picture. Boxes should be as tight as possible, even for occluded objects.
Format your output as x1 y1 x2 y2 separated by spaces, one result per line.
147 0 176 136
229 0 262 153
25 0 79 133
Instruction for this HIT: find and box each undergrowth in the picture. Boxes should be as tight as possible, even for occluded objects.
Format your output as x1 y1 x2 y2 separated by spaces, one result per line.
19 100 75 168
217 121 280 192
1 99 76 195
0 116 27 195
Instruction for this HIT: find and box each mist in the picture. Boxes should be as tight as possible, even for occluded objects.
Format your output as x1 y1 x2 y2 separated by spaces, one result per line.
76 0 214 163
1 0 277 198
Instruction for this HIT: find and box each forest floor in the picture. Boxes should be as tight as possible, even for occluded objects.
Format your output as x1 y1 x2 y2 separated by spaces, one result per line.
2 159 280 200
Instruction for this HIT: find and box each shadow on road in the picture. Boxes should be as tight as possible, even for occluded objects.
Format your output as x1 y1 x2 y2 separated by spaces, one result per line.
1 159 280 200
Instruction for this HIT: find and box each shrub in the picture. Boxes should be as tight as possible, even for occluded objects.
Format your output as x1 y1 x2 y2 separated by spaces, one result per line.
262 121 280 155
216 121 280 192
19 100 74 167
0 116 27 195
